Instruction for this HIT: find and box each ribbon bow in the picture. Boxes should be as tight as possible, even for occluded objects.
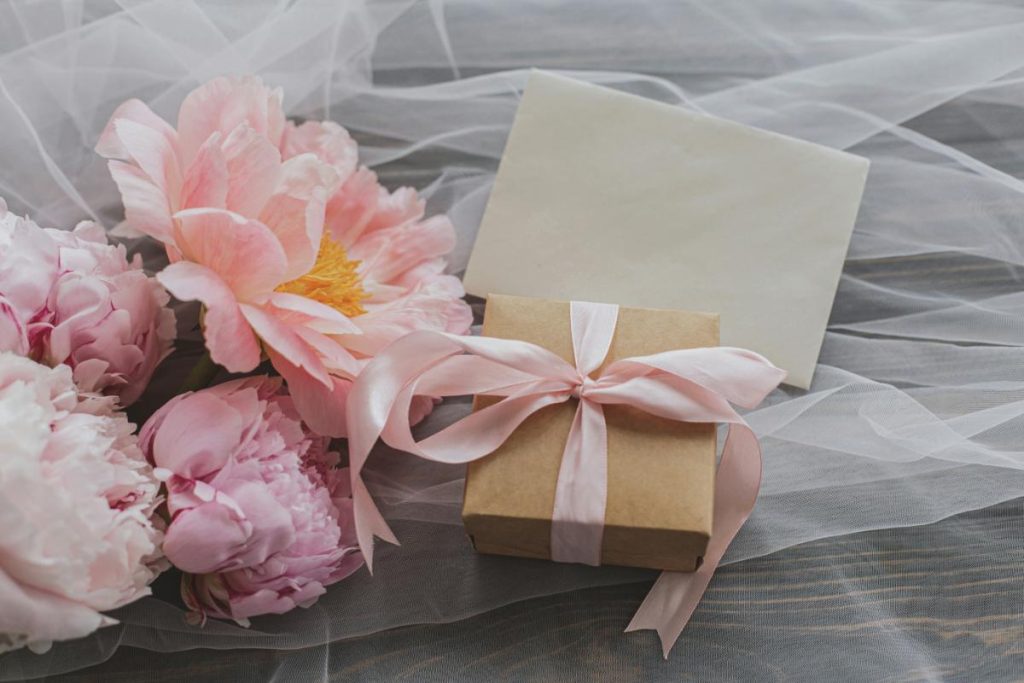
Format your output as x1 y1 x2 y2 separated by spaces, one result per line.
347 301 785 656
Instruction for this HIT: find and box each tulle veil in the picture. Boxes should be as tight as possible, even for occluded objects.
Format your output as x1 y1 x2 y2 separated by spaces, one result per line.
1 1 1023 679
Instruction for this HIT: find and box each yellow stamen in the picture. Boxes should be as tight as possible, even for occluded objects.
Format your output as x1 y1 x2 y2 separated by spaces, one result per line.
276 235 367 317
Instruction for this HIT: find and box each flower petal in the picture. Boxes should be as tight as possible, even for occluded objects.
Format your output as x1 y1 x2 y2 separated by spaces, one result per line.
112 118 183 204
107 161 175 244
365 185 424 233
239 303 331 387
267 347 350 438
280 120 358 180
342 282 471 356
290 326 361 377
228 586 320 620
259 154 338 280
172 208 288 300
95 100 181 243
180 134 229 209
157 261 262 373
163 501 249 574
0 568 111 653
221 125 282 217
0 215 59 317
0 298 28 355
177 76 285 168
353 215 456 285
151 391 244 479
45 276 109 364
96 99 177 161
265 292 361 335
324 167 379 248
219 480 296 566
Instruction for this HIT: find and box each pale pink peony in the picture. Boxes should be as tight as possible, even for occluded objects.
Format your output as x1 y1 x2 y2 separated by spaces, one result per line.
0 199 176 405
97 76 471 436
138 376 362 624
0 352 163 654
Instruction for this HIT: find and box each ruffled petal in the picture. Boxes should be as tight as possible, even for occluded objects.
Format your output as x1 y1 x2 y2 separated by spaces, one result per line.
107 161 175 244
0 217 59 318
218 479 296 567
96 98 178 161
0 298 29 355
290 326 361 377
364 185 424 233
177 76 285 168
280 120 358 181
258 154 338 280
0 568 112 654
323 167 379 248
162 501 250 575
180 135 229 209
239 303 331 387
341 281 471 357
265 291 361 335
172 208 289 300
221 125 283 217
353 215 456 285
151 391 245 479
45 276 109 364
266 348 350 438
157 262 262 373
111 118 183 203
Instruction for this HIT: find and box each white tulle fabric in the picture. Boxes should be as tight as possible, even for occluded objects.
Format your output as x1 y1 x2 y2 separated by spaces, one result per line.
1 0 1023 679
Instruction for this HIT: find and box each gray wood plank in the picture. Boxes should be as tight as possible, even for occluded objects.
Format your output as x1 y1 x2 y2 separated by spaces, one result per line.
40 500 1024 682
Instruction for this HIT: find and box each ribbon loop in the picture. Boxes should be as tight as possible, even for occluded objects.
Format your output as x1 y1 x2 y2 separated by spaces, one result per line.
345 301 785 655
569 300 618 376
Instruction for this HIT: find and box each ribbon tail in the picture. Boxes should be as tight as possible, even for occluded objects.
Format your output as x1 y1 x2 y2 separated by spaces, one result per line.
625 569 713 659
625 424 763 657
352 476 400 574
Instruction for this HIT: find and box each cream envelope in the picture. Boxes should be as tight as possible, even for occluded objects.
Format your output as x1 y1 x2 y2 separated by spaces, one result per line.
463 71 869 389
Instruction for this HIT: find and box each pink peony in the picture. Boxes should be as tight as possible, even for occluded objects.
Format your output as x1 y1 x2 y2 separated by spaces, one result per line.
0 352 163 654
138 376 362 624
0 199 176 405
97 76 471 436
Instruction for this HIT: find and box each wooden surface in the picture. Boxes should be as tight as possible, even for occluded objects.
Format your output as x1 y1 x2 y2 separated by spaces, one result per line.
39 499 1024 682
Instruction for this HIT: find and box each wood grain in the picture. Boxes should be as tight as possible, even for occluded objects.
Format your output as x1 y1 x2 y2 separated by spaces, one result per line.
39 499 1024 682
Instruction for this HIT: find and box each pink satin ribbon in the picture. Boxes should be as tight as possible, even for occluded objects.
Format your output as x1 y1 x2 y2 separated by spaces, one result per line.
346 301 785 656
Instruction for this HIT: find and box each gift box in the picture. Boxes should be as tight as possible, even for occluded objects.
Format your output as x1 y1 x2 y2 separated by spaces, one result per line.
461 294 720 571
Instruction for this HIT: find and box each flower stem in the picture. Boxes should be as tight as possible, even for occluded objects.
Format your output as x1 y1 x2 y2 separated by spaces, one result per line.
179 351 219 393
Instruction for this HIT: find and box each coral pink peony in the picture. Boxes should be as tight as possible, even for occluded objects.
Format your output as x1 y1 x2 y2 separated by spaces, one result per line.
97 76 471 436
0 199 176 405
0 352 163 654
138 376 362 624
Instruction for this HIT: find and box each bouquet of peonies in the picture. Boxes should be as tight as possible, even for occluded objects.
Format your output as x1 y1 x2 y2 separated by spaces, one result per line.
0 76 471 653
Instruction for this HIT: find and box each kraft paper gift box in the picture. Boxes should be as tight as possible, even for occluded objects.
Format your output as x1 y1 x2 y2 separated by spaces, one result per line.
461 294 719 572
